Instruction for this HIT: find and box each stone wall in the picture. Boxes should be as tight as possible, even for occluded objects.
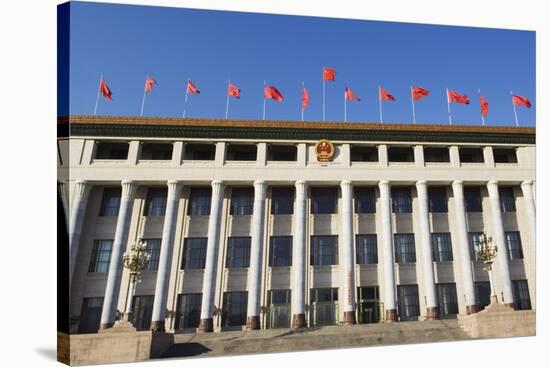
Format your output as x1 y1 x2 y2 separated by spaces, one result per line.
458 303 536 338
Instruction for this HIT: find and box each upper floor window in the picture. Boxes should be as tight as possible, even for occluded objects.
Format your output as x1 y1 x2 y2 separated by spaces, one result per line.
428 187 448 213
459 147 484 163
464 187 482 212
230 187 254 216
355 187 376 214
144 239 161 271
183 143 215 160
493 148 518 164
187 187 211 216
504 231 524 260
226 144 257 161
271 187 294 215
356 234 378 264
351 146 378 162
182 238 208 269
94 141 129 160
99 187 121 217
311 187 337 214
392 187 412 213
139 142 173 160
267 145 297 161
468 232 484 261
431 233 453 262
424 147 450 163
226 237 251 268
88 240 113 273
269 236 292 267
143 187 167 217
310 235 338 266
388 146 414 163
394 233 416 263
499 187 516 212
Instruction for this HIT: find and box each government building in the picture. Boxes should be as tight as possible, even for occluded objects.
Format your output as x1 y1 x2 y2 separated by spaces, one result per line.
58 115 536 336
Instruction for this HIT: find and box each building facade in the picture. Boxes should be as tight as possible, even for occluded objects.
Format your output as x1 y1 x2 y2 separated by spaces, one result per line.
58 116 536 335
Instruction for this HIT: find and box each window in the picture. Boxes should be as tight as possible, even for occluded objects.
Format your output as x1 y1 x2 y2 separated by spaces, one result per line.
355 187 376 214
505 231 524 260
175 293 202 329
267 145 297 161
88 240 113 273
267 290 291 328
131 295 154 331
512 280 531 310
187 187 211 216
143 187 167 217
388 146 414 162
311 187 337 214
437 283 458 317
459 147 484 163
226 144 257 161
139 142 173 160
271 187 294 215
499 187 516 212
94 141 129 160
99 187 121 217
182 238 207 270
356 234 378 264
311 288 338 302
394 234 416 263
144 239 161 271
269 236 292 267
469 232 484 261
311 236 338 266
431 233 453 262
183 143 215 160
392 187 412 213
230 187 254 216
222 291 248 327
357 286 381 324
269 289 291 304
493 148 517 164
428 187 448 213
351 146 378 162
424 147 450 163
475 281 491 311
78 297 104 334
226 237 251 268
464 187 482 212
397 285 420 321
310 288 339 326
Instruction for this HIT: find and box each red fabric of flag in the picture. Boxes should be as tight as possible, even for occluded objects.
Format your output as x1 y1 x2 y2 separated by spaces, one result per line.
144 76 157 93
100 79 112 101
345 87 360 101
187 80 200 94
302 87 310 109
448 89 469 104
380 87 396 101
323 67 336 81
412 86 429 101
264 86 284 102
228 83 240 98
480 95 489 117
512 95 532 108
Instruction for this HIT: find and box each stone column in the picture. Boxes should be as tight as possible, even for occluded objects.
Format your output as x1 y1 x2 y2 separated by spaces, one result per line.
198 180 225 332
452 181 477 314
99 180 137 330
340 181 356 324
379 180 397 321
150 181 183 331
246 181 267 330
486 181 514 306
291 180 308 328
416 181 438 319
521 180 536 253
68 180 91 285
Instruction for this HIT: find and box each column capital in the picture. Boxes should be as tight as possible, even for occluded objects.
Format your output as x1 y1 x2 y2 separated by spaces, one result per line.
521 180 534 187
253 180 267 199
211 180 224 195
487 180 499 187
340 180 353 189
120 180 137 199
378 180 390 187
295 180 308 194
166 180 183 197
452 180 463 187
416 180 428 187
72 180 91 200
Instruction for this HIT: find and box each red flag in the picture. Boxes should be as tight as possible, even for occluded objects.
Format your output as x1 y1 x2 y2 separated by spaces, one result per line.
264 86 284 102
512 94 532 108
380 87 396 101
187 80 200 94
345 87 360 101
448 89 469 104
100 79 112 101
302 86 310 110
144 76 157 93
228 83 240 98
323 67 336 81
412 86 429 101
480 95 489 117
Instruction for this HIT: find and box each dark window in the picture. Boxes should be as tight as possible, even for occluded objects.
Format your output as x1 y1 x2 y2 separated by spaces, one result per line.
499 187 516 212
88 240 113 273
230 187 254 216
464 187 482 212
505 231 524 260
226 144 257 161
269 236 292 267
78 297 104 334
394 234 416 263
397 285 420 321
431 233 453 262
437 283 459 317
143 187 167 217
424 147 450 163
310 288 339 326
475 281 491 311
144 239 161 271
139 142 173 160
269 289 291 304
131 295 154 331
222 291 248 327
271 187 294 215
183 143 215 160
493 148 518 164
188 187 211 216
94 141 129 160
459 147 484 163
182 238 207 270
392 187 412 213
356 234 378 264
99 187 121 217
428 187 448 213
311 187 337 214
512 280 531 310
355 187 376 214
311 236 338 266
226 237 251 268
267 290 291 328
351 146 378 162
469 232 484 261
175 293 202 329
267 145 297 161
388 146 414 162
311 288 338 302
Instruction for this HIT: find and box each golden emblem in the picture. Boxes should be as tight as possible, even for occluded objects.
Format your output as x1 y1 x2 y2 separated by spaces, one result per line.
315 139 334 162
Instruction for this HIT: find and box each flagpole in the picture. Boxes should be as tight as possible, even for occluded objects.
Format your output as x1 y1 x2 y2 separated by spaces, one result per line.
263 80 266 121
225 79 231 119
410 86 416 124
478 88 485 126
301 81 304 122
182 77 190 118
511 90 519 126
140 75 147 117
344 90 347 122
94 74 103 116
446 88 452 125
378 85 383 123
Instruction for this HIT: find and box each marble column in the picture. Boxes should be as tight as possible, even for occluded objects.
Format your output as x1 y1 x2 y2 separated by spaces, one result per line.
379 180 397 321
99 180 137 330
198 180 225 332
340 181 356 324
246 181 267 330
416 181 438 319
68 180 91 285
521 180 536 254
150 181 183 331
291 180 308 328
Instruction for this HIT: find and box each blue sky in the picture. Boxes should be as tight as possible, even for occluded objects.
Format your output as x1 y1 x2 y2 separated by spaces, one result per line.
67 1 535 126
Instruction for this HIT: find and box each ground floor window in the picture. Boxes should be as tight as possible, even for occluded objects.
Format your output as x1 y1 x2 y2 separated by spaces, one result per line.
512 280 532 310
310 288 339 326
397 285 420 321
436 283 458 317
357 286 381 324
132 295 154 331
475 281 491 311
267 289 291 328
222 291 248 327
175 293 202 329
79 297 103 334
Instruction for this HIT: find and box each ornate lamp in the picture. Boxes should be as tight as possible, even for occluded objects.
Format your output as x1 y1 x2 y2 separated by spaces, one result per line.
120 238 151 324
475 233 498 305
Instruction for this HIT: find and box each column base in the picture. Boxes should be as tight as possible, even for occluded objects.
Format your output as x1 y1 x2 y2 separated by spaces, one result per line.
197 318 213 333
292 314 306 329
150 320 165 332
99 323 114 331
425 307 439 320
385 309 398 322
246 316 261 330
503 303 515 309
342 311 356 325
465 304 478 315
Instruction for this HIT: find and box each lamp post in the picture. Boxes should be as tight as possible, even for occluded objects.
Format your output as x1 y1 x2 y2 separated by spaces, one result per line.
475 233 498 305
120 238 151 324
